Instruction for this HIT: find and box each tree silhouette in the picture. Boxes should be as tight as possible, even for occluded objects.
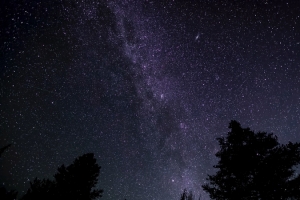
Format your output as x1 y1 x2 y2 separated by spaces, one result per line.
54 153 102 199
0 144 12 157
180 189 196 200
20 178 55 200
21 153 103 200
202 120 300 199
180 189 188 200
0 144 18 200
0 186 18 200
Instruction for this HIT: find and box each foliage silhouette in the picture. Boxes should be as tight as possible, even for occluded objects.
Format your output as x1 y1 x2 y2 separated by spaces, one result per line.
0 144 12 158
21 153 103 200
0 144 18 200
180 189 197 200
0 186 18 200
202 120 300 199
20 178 55 200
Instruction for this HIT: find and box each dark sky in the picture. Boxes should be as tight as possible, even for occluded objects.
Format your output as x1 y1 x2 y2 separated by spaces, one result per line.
1 0 299 199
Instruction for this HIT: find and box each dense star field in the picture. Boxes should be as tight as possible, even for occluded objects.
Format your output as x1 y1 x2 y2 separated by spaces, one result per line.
1 0 300 199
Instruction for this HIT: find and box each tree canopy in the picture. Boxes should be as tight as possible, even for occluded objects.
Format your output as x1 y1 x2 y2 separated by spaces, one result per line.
21 153 103 200
202 120 300 199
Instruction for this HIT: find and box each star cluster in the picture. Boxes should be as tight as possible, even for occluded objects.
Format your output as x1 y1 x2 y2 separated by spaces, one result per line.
1 0 299 200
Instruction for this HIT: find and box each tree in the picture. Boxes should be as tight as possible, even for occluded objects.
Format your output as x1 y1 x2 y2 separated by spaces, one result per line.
54 153 103 199
0 144 12 157
180 189 188 200
202 120 300 199
21 153 103 200
0 144 18 200
20 178 55 200
180 189 196 200
0 186 18 200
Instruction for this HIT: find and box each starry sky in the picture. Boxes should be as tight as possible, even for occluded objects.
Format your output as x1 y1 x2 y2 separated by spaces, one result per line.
1 0 300 199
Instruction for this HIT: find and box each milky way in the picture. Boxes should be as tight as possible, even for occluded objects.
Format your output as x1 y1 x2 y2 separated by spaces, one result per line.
1 1 300 200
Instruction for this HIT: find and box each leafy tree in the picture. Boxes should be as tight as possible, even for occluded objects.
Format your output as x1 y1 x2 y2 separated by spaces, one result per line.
202 120 300 199
21 153 103 200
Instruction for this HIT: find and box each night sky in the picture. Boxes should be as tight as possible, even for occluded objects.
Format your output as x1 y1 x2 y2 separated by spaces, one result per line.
1 0 300 199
